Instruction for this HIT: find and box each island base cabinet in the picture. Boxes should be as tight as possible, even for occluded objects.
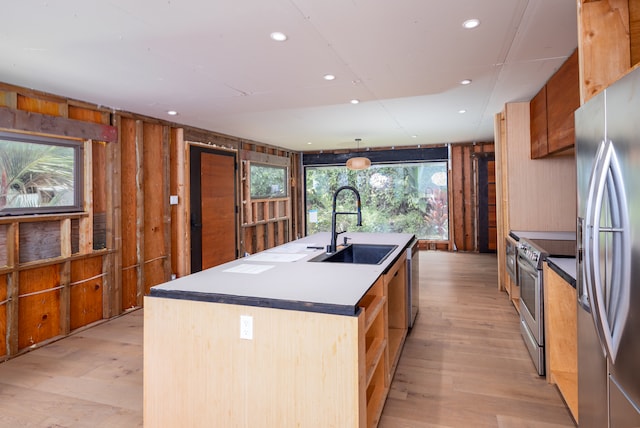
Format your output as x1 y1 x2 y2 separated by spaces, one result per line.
359 276 387 427
543 265 578 422
384 253 408 381
144 296 366 428
366 360 386 426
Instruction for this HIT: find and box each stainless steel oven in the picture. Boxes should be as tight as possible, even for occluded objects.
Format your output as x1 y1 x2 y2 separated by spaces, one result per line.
517 239 545 375
505 236 518 285
517 238 575 376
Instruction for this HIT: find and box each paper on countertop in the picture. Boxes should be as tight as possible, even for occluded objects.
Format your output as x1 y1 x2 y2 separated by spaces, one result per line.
265 243 320 253
223 264 275 274
248 252 307 262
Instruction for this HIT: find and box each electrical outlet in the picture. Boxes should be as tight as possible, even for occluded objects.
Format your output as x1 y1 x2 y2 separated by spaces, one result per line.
240 315 253 340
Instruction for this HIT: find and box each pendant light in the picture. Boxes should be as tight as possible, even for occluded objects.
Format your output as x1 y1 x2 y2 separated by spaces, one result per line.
346 138 371 170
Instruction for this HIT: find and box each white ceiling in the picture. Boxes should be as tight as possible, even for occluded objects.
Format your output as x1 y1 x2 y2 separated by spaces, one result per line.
0 0 577 152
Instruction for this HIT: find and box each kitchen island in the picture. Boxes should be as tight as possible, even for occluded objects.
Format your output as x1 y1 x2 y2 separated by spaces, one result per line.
144 232 415 428
544 257 578 422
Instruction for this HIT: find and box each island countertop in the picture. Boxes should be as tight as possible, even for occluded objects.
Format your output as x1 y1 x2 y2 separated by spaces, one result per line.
149 232 415 316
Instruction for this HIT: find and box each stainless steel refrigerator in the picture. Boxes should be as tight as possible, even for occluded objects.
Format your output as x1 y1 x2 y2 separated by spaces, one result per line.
576 67 640 427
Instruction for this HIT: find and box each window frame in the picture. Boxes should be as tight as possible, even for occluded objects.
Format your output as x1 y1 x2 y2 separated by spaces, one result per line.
302 147 450 240
249 162 289 200
0 131 84 217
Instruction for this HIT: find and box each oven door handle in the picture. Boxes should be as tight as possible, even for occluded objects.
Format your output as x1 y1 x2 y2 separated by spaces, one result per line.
517 254 538 276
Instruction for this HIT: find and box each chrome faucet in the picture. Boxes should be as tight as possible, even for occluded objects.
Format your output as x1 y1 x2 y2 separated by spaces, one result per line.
328 186 362 253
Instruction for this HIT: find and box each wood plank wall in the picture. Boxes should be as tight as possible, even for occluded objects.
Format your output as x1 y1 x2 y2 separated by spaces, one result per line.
142 123 170 295
0 81 302 361
120 117 140 310
449 142 496 252
0 84 118 360
169 129 185 278
68 106 110 250
70 256 103 330
119 119 172 309
0 274 6 356
177 132 300 261
239 146 296 255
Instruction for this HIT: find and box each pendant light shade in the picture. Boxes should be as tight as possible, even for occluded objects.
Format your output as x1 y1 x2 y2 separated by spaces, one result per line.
346 156 371 170
346 138 370 170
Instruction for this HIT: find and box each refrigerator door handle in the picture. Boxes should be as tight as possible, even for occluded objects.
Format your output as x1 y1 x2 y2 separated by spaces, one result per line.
577 217 590 311
584 140 608 357
584 139 631 363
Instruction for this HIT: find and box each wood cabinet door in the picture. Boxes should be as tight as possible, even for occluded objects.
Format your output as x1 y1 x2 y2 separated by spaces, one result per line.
546 49 579 154
530 85 548 159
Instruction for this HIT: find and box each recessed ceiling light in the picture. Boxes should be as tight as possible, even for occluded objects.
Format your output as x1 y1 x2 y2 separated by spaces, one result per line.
270 31 288 42
307 141 312 145
167 110 178 116
460 79 472 85
350 99 360 104
459 109 467 114
411 135 418 138
462 19 480 29
323 74 336 81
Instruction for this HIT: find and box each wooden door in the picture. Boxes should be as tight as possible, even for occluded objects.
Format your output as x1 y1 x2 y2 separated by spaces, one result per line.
190 147 237 272
477 154 497 253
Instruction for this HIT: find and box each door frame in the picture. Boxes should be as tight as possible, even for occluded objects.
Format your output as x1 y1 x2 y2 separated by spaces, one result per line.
475 152 496 253
188 144 239 273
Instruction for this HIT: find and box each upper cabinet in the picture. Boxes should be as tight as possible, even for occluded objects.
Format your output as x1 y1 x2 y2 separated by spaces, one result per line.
577 0 640 104
530 50 579 159
530 85 547 159
547 50 580 154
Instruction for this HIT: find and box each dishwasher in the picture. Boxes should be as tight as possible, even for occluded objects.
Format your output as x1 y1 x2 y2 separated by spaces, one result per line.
406 238 419 328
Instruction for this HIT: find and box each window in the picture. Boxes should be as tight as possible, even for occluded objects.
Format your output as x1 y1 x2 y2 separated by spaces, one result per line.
305 162 448 240
0 132 83 216
250 164 287 199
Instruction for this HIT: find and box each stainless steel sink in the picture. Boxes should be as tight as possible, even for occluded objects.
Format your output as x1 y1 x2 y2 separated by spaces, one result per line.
309 244 398 265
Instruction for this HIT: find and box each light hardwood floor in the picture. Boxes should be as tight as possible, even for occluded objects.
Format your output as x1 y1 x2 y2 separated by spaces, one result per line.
0 310 143 427
0 251 574 427
379 251 574 428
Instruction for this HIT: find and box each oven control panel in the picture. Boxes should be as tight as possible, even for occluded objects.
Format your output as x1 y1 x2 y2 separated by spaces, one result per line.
518 241 540 262
517 237 575 270
517 239 549 269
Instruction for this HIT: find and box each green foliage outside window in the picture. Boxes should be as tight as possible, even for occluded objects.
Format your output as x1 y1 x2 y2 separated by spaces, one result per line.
305 162 448 240
0 137 78 215
250 164 287 199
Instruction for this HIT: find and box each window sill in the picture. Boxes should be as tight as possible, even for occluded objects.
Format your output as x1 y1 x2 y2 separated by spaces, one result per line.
0 211 89 224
